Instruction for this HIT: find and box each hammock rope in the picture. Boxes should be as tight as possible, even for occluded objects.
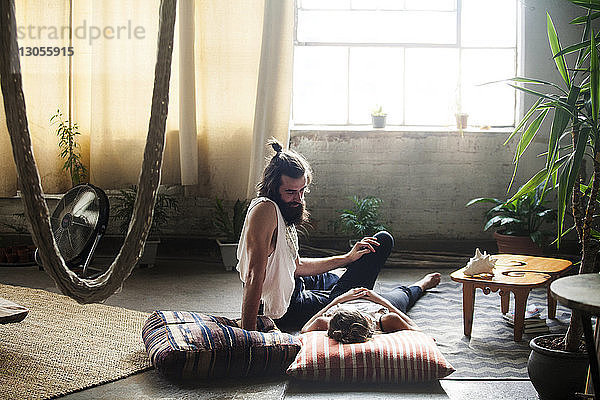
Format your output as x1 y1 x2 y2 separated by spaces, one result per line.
0 0 176 303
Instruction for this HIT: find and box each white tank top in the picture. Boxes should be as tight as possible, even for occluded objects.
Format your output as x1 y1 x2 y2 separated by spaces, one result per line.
236 197 299 319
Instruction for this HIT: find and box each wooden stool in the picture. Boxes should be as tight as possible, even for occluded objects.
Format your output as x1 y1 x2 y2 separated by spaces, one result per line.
450 254 572 341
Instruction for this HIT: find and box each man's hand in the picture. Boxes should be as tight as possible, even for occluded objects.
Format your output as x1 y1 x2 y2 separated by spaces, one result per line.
345 236 380 263
332 287 369 305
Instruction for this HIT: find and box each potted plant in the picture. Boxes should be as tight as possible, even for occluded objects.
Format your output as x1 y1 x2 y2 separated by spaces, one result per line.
213 198 249 270
499 4 600 397
371 105 387 128
51 109 87 186
337 195 388 246
112 185 179 267
466 184 555 256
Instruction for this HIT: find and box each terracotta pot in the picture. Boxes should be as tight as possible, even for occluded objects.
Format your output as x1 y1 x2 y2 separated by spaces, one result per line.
528 334 588 400
493 232 543 256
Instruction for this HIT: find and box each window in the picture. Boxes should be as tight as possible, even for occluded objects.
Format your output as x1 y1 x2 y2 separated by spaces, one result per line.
292 0 518 127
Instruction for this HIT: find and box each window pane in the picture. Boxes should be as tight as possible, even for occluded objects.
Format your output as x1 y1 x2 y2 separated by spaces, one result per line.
352 0 456 10
293 47 348 124
405 0 455 11
351 0 404 10
405 48 459 125
462 49 516 126
462 0 516 47
297 10 456 44
300 0 350 10
348 48 404 124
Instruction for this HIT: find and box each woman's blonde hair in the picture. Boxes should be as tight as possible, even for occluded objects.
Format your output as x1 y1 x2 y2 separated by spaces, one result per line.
327 308 374 344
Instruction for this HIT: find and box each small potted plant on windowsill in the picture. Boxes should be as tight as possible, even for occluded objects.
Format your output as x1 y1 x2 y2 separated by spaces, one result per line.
213 198 250 271
466 184 555 256
112 185 179 267
371 105 387 129
455 112 469 130
337 195 388 247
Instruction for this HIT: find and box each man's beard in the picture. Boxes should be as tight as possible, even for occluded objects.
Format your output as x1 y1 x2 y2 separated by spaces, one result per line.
276 198 308 226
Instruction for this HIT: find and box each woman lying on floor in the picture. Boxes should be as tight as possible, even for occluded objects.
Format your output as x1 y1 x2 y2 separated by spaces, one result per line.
300 273 441 343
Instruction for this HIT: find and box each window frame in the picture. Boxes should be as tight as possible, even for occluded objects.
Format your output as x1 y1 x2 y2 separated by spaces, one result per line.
292 0 520 128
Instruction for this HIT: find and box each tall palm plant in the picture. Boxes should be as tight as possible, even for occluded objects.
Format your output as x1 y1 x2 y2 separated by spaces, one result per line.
506 1 600 351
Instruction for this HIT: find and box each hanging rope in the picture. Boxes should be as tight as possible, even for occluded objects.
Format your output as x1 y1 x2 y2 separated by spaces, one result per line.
0 0 176 303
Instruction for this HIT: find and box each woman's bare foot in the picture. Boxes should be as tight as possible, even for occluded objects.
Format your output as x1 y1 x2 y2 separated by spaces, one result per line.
413 272 442 291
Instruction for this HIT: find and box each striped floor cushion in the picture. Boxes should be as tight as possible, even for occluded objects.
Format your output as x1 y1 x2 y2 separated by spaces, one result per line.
142 311 301 380
286 330 455 382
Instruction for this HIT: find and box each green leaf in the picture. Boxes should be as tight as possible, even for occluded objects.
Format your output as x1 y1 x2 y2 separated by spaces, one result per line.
547 13 571 87
498 77 566 94
591 29 599 122
518 109 548 161
555 40 590 58
569 0 600 11
466 197 502 207
591 228 600 240
508 169 550 202
551 225 575 245
508 84 571 112
504 98 544 146
567 126 590 198
483 215 503 231
571 12 600 25
575 14 594 72
557 158 571 247
546 86 580 171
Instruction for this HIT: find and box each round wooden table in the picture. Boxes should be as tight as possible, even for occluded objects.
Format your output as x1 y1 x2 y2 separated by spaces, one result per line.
450 254 573 341
551 273 600 398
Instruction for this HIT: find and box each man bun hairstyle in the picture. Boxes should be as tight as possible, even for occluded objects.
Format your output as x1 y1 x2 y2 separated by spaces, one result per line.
270 140 283 154
257 138 312 201
327 309 374 344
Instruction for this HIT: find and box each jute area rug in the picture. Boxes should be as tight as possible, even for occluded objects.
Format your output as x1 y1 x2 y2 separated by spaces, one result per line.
0 283 152 399
404 281 571 379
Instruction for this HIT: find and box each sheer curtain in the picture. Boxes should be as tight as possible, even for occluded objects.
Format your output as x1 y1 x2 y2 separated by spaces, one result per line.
0 0 70 195
0 0 294 200
247 0 294 199
191 0 293 200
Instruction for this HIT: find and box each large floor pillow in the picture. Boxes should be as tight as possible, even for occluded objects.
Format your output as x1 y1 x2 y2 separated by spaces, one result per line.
287 330 454 382
143 311 301 380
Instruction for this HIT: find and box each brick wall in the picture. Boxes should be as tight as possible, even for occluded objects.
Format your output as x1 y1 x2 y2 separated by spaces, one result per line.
290 128 546 240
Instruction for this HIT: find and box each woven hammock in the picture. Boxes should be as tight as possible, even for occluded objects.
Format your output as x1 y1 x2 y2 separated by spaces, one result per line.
0 0 176 303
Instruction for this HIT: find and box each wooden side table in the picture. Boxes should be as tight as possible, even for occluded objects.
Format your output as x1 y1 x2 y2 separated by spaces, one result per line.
551 273 600 399
450 254 572 341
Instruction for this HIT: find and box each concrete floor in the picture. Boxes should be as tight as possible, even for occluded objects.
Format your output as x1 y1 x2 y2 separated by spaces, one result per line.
0 257 540 399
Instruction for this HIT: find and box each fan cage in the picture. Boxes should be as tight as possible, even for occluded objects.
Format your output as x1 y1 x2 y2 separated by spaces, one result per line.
48 183 109 267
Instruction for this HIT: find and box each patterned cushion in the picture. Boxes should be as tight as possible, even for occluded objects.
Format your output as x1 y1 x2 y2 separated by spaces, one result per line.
142 311 301 380
286 330 455 382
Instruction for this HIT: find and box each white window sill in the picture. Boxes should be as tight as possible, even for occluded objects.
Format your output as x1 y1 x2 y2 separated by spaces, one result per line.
290 125 513 135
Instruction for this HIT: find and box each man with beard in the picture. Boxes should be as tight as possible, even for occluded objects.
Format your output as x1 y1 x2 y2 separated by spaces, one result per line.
237 140 439 331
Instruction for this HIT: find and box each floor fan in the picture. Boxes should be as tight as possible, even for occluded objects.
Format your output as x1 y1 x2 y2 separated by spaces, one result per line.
36 184 109 277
